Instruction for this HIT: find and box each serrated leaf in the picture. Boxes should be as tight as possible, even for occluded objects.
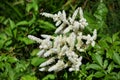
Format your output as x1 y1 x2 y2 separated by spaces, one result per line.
26 0 38 12
94 71 105 78
38 20 56 30
31 49 39 56
98 40 109 49
9 19 16 29
104 74 116 80
86 74 93 80
112 32 119 42
0 40 4 49
94 2 108 21
106 36 112 43
84 12 98 32
18 37 35 45
30 15 36 24
0 62 4 69
3 18 9 25
42 74 55 80
31 57 46 66
26 3 33 12
0 16 5 22
13 29 17 38
92 54 103 67
107 62 114 73
113 41 120 46
32 0 38 12
5 39 12 47
113 53 120 65
103 60 108 69
106 49 113 59
86 64 102 70
16 21 29 26
8 57 18 63
21 75 37 80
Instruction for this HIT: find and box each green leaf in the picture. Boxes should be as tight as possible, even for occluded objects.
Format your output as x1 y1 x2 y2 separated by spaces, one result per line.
38 20 56 30
94 2 108 21
5 26 13 37
0 62 4 69
26 0 38 12
18 37 35 45
3 18 9 25
86 64 102 70
31 49 40 56
8 57 18 63
112 32 119 42
86 74 93 80
0 34 6 49
113 41 120 46
31 57 46 66
106 49 113 59
94 71 105 78
26 3 33 13
117 72 120 79
104 74 116 80
9 19 16 29
84 12 98 32
98 40 109 49
92 54 103 67
32 0 38 12
42 74 55 80
4 39 12 47
63 72 68 79
21 75 37 80
0 16 5 22
15 61 29 73
113 53 120 65
105 36 112 43
8 68 15 80
107 62 114 73
28 14 36 26
103 60 108 69
16 21 29 26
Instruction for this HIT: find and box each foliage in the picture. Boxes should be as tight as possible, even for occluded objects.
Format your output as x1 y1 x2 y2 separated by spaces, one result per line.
0 0 120 80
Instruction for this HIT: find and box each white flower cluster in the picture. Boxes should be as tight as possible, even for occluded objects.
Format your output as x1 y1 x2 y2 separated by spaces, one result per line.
41 7 88 34
28 7 97 72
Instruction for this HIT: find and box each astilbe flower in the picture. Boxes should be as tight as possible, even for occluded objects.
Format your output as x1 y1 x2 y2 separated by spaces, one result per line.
28 7 97 72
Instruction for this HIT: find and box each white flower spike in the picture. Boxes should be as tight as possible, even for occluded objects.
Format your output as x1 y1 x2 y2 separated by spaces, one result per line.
28 7 97 72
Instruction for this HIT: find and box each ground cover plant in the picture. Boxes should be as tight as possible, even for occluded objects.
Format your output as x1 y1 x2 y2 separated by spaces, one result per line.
0 0 120 80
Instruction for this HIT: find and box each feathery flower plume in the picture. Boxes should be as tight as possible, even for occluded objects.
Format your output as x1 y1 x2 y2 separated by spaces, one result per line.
28 7 97 72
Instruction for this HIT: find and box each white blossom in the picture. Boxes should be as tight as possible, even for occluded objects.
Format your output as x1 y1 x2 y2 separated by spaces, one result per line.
37 49 45 57
79 18 88 29
28 35 41 43
72 21 80 32
40 12 54 18
72 8 79 21
66 32 76 50
63 26 72 34
28 7 97 72
48 60 66 72
92 29 97 40
39 68 46 71
43 48 57 57
40 57 55 67
55 23 67 34
39 38 52 49
76 32 84 52
55 20 62 26
41 34 55 39
79 7 83 19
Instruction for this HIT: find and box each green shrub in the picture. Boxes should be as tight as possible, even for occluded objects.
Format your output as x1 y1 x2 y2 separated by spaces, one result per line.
0 0 120 80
